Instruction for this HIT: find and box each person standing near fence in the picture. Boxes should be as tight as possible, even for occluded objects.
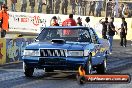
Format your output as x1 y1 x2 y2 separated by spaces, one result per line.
55 0 61 14
51 16 59 26
62 14 77 26
62 14 77 35
21 0 27 12
29 0 35 13
38 0 46 13
95 1 102 17
76 0 82 15
83 17 90 27
107 17 118 54
118 4 124 18
62 0 68 15
70 0 76 15
11 0 17 12
99 17 109 39
0 4 9 38
37 0 43 13
122 4 130 18
106 1 112 17
46 5 51 14
118 17 127 47
89 1 96 16
77 17 82 26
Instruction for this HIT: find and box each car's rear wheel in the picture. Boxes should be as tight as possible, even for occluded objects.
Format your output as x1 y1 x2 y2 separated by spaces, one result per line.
85 55 92 75
96 57 107 74
23 62 34 77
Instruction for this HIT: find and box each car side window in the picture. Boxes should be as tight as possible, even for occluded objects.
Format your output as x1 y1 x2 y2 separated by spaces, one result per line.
78 29 91 42
89 28 98 44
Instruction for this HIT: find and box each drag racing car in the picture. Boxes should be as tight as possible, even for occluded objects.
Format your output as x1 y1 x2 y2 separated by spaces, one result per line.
22 26 109 77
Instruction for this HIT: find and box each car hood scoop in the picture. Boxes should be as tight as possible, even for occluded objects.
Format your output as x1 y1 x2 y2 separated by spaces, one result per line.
51 39 65 44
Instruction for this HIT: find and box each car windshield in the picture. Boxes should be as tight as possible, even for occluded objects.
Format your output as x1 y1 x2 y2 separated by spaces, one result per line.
36 28 91 42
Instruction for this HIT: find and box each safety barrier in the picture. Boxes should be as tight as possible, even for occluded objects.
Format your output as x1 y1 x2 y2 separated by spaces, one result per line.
0 37 35 65
8 12 132 40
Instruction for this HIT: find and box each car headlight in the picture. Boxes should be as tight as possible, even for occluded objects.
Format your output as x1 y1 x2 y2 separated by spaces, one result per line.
67 51 84 57
84 50 89 56
23 50 40 56
67 50 89 57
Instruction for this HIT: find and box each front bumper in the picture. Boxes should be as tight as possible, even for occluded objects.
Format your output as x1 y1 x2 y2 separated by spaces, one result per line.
22 56 87 70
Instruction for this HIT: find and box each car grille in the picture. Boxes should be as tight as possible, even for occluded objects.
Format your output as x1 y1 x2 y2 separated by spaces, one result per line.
39 58 66 65
40 49 66 57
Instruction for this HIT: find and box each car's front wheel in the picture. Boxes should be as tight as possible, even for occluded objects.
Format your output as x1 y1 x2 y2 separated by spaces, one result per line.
96 57 107 74
85 55 92 75
23 62 34 77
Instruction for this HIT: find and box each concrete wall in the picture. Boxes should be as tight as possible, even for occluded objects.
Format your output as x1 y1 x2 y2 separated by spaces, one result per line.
0 38 34 65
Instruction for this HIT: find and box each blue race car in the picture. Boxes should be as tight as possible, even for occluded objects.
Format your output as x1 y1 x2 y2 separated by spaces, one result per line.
22 26 109 77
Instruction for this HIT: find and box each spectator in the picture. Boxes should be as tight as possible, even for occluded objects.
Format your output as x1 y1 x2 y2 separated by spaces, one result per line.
76 0 82 15
37 0 43 13
103 0 106 11
118 17 127 47
51 16 59 26
47 0 53 14
83 17 90 27
11 0 17 12
70 0 76 15
118 4 124 18
50 16 59 38
112 2 119 17
122 4 130 18
126 2 132 17
0 0 5 10
62 14 77 36
29 0 35 13
107 17 118 54
46 5 52 14
62 0 68 15
21 0 27 12
95 1 102 17
89 1 96 16
106 1 112 17
55 0 61 14
77 17 82 26
99 17 109 39
114 0 119 17
62 14 77 26
0 4 9 38
111 3 116 17
82 1 87 16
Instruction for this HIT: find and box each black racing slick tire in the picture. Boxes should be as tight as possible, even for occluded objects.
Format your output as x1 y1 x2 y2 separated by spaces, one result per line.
96 57 107 74
85 55 92 75
77 76 86 84
23 62 34 77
